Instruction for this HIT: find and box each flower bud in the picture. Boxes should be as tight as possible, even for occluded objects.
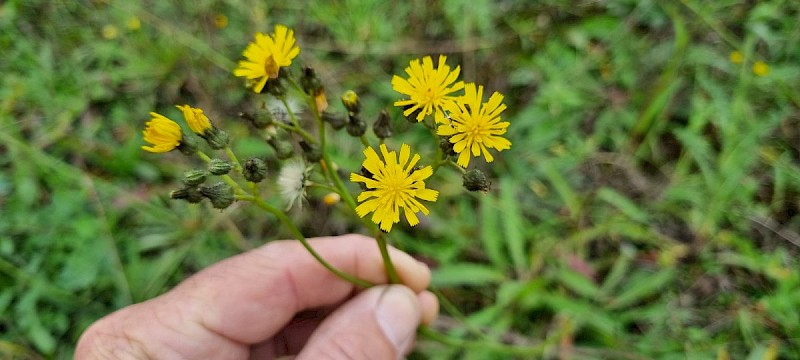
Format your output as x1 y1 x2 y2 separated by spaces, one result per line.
170 186 204 203
208 159 232 175
243 158 268 183
439 137 457 157
199 182 235 209
300 67 322 95
322 192 341 205
182 169 207 187
373 110 393 139
299 140 322 163
463 169 491 192
346 114 367 137
205 128 230 150
322 111 346 130
239 111 272 129
267 137 295 159
341 90 360 114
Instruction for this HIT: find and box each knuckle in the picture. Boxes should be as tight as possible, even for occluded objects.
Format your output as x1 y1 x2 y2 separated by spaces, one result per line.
76 317 148 360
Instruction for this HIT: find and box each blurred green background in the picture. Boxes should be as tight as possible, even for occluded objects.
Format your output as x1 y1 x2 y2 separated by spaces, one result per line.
2 0 800 358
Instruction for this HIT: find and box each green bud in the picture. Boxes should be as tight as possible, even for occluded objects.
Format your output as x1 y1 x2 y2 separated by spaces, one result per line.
300 66 323 96
170 186 204 203
322 111 346 130
182 170 207 186
299 140 322 163
346 114 367 137
267 137 295 160
243 158 268 183
199 182 235 209
177 134 198 155
439 137 457 157
373 110 393 139
341 90 360 114
204 128 230 150
463 169 491 192
239 111 272 129
208 159 232 175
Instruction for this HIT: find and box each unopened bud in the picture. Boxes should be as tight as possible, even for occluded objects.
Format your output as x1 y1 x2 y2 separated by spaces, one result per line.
322 111 346 130
300 67 322 95
341 90 360 114
439 137 457 157
182 170 207 187
208 159 232 175
268 138 295 160
346 114 367 137
170 187 204 203
205 128 230 150
243 158 268 183
373 110 393 139
463 169 491 192
299 140 322 163
322 192 341 205
239 111 272 129
199 182 235 209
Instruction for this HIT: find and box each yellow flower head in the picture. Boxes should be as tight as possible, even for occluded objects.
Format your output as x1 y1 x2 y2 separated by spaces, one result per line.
142 113 182 153
350 144 439 232
176 104 212 135
753 61 770 77
392 55 464 123
233 24 300 93
729 51 744 64
438 83 511 168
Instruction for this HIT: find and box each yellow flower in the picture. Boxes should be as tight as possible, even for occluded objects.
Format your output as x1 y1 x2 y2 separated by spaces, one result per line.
102 25 119 40
729 51 743 64
214 14 228 29
176 105 212 135
350 144 439 232
392 55 464 123
233 25 300 93
127 17 141 31
142 113 182 153
437 83 511 168
753 61 770 77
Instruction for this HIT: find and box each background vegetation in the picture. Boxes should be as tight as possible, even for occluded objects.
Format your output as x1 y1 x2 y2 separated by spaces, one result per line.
2 0 800 358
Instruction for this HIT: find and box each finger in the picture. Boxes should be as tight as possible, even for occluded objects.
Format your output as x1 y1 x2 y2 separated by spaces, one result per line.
76 234 431 359
297 285 423 360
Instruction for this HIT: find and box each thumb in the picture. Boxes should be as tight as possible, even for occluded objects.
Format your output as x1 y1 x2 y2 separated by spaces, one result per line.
297 285 422 360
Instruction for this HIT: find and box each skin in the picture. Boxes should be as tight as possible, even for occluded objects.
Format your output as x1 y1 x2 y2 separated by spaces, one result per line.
75 234 439 360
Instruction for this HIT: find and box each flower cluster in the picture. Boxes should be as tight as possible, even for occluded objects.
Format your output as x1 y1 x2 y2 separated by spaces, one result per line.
141 26 510 233
392 55 512 168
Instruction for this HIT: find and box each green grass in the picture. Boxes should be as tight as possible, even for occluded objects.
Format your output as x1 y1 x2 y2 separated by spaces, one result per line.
2 0 800 358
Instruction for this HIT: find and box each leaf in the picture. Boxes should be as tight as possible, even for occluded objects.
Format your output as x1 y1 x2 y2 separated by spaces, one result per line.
480 195 506 268
606 269 675 310
499 178 528 274
557 267 601 300
596 187 650 223
432 263 506 287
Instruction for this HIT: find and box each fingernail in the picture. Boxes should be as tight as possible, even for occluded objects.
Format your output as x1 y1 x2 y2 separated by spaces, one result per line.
374 285 420 351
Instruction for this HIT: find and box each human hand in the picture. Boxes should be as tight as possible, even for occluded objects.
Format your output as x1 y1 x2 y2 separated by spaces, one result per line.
76 234 439 359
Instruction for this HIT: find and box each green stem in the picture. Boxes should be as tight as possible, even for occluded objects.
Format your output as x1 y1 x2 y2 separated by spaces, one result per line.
197 151 248 196
448 160 467 174
246 195 373 288
308 182 340 193
224 146 243 173
359 135 371 148
375 231 401 284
